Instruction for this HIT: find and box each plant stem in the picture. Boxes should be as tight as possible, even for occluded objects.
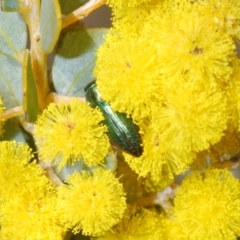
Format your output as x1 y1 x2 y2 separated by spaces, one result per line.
154 185 178 209
133 184 179 213
0 106 24 120
213 152 240 169
39 161 63 186
19 0 50 111
61 0 107 29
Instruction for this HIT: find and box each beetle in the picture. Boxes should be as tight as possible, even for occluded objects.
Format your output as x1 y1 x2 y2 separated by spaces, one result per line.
84 80 143 157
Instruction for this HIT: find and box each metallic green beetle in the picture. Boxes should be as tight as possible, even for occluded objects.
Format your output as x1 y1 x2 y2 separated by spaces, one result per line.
84 80 143 157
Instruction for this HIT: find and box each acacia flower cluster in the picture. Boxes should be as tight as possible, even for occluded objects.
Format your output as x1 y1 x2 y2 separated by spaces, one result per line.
56 169 126 236
0 141 126 238
173 169 240 240
96 207 161 240
107 0 154 8
34 100 109 169
0 141 64 239
95 0 240 181
2 0 240 239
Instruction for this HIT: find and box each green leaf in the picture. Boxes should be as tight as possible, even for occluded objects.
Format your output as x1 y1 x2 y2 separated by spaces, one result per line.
2 0 20 12
0 8 27 109
59 0 88 15
52 28 108 97
0 54 23 108
40 0 62 54
0 8 27 61
1 119 26 143
22 50 39 122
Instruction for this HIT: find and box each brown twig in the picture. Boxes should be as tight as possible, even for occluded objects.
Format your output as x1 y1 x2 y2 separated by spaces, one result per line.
153 184 179 210
39 161 63 186
133 184 179 213
0 106 24 120
212 152 240 170
61 0 107 29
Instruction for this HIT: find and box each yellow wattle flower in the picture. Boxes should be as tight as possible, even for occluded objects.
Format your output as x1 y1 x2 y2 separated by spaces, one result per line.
57 169 126 236
0 141 64 240
145 2 235 84
0 141 38 200
111 0 161 37
124 143 194 181
151 82 228 152
158 213 189 240
124 122 195 180
1 188 64 240
97 207 160 240
198 0 240 41
34 100 109 169
107 0 155 8
95 36 161 121
174 169 240 240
